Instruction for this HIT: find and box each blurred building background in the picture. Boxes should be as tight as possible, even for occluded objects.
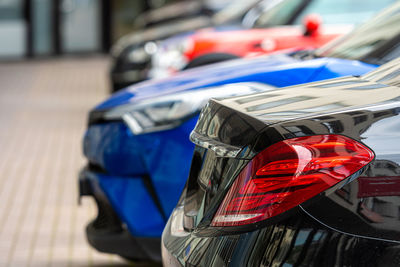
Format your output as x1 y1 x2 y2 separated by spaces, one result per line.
0 0 177 59
0 1 180 266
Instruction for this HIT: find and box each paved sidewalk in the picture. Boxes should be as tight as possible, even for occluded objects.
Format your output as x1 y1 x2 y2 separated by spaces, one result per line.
0 57 136 266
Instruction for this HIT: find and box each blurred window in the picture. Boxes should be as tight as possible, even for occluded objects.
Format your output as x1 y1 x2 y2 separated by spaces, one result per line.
60 0 101 53
254 0 304 27
293 0 395 25
212 0 260 25
316 2 400 64
0 0 23 20
0 0 26 57
32 0 54 55
254 0 395 27
113 1 148 42
203 0 231 11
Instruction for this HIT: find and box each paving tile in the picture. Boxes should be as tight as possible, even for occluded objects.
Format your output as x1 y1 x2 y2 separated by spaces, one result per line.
0 57 136 266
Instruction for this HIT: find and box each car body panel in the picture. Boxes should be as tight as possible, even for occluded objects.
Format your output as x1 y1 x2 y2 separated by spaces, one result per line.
111 16 212 58
162 59 400 266
184 25 350 60
84 117 198 237
162 206 400 267
110 16 213 90
99 55 376 110
83 122 146 176
91 171 165 237
149 25 350 79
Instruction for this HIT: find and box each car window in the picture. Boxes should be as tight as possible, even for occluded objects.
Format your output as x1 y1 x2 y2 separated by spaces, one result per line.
254 0 395 27
316 2 400 64
203 0 232 12
254 0 305 27
293 0 395 25
212 0 260 25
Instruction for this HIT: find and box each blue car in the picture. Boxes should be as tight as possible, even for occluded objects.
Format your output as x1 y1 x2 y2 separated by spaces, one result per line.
79 4 400 262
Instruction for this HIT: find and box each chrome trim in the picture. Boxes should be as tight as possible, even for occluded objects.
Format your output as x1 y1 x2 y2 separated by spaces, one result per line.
189 131 242 158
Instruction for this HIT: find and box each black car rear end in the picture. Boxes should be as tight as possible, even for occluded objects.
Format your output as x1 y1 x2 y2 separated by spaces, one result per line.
162 59 400 266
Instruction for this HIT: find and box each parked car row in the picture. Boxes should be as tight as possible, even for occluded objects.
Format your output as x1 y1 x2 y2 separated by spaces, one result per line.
110 0 260 91
79 1 400 265
111 0 395 91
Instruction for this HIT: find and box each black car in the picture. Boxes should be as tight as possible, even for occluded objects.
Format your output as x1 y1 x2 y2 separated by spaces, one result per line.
162 57 400 266
110 0 260 92
133 0 205 29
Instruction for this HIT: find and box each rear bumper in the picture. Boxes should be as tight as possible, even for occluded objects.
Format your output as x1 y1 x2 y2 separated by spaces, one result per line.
162 206 400 267
79 168 161 262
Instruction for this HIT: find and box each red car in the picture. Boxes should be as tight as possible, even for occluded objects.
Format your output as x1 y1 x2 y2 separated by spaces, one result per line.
149 0 393 79
185 18 347 62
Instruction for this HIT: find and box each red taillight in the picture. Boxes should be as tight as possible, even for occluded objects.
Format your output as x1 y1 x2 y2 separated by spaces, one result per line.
211 135 374 227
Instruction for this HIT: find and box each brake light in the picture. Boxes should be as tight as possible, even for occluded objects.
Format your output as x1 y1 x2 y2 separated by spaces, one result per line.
211 135 374 227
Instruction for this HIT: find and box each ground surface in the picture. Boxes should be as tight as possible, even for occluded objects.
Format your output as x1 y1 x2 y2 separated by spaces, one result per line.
0 57 153 267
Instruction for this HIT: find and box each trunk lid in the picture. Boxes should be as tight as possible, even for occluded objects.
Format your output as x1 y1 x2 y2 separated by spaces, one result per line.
183 59 400 241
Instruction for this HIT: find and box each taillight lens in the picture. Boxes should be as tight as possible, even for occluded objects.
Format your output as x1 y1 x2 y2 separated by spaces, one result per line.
211 135 374 227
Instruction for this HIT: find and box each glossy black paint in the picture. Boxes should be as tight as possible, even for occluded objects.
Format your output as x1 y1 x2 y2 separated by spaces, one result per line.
163 58 400 266
163 207 400 267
